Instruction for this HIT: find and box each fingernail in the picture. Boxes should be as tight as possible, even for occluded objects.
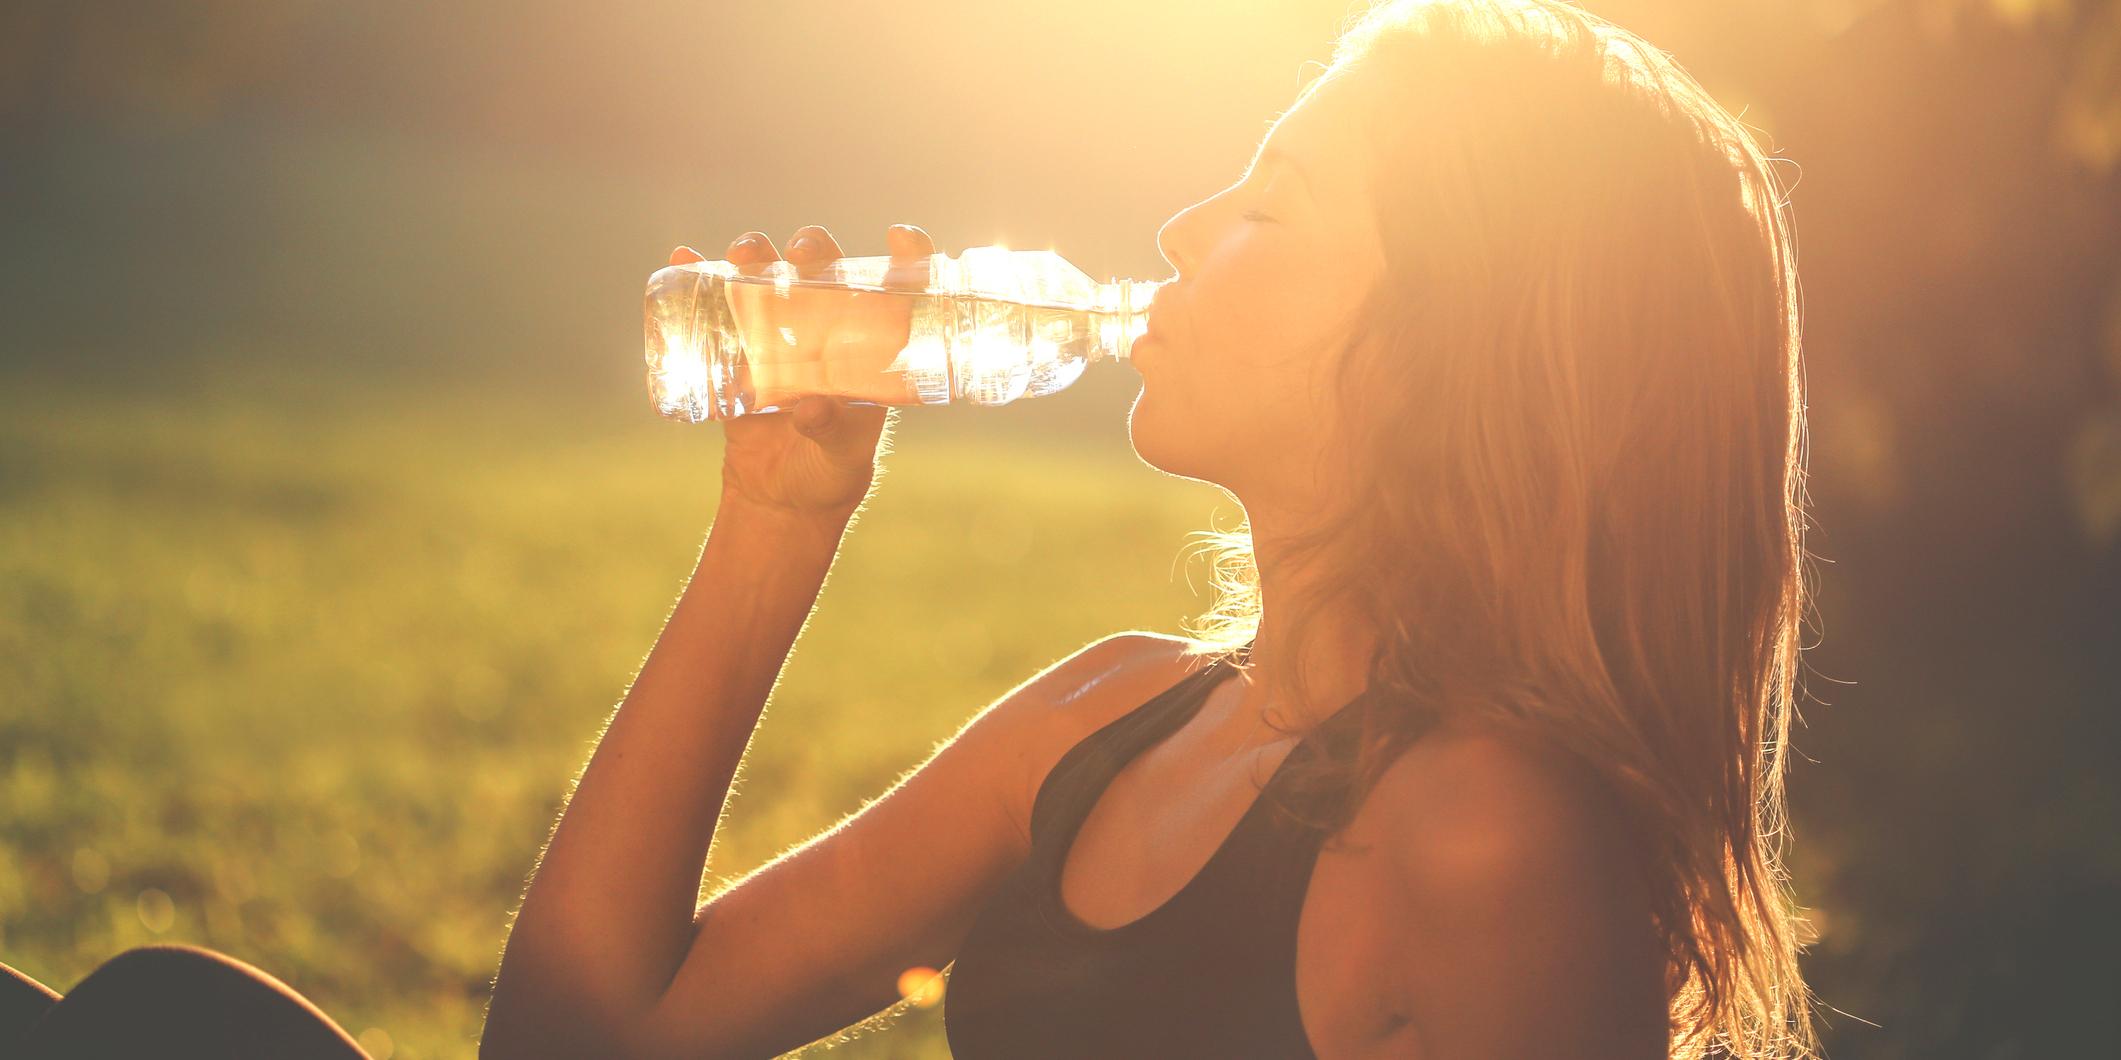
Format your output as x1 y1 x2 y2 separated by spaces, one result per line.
791 235 818 256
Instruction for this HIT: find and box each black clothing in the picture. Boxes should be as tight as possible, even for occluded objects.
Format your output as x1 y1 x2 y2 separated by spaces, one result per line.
945 646 1376 1059
0 945 367 1059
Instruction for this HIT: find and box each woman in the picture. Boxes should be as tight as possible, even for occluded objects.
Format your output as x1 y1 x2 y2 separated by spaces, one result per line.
3 0 1813 1056
488 0 1818 1056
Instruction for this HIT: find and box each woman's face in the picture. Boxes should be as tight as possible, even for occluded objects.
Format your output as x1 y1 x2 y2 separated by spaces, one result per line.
1129 71 1387 511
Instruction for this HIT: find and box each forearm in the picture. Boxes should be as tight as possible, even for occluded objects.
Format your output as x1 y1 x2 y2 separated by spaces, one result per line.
487 495 852 1050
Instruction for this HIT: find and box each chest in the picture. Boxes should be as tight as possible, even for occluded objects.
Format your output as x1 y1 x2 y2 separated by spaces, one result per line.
1057 737 1421 1058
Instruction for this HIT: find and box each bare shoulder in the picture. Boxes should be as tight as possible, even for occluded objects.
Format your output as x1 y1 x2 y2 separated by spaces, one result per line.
1370 725 1639 887
1357 723 1669 1055
1025 631 1206 736
990 631 1206 840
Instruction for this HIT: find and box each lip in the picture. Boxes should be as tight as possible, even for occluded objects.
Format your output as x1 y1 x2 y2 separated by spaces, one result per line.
1146 285 1179 328
1128 330 1160 364
1135 286 1175 357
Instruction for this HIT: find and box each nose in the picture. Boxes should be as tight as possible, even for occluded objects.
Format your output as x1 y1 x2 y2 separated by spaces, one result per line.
1155 200 1203 279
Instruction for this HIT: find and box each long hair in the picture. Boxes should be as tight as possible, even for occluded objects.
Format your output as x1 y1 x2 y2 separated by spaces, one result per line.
1176 2 1817 1056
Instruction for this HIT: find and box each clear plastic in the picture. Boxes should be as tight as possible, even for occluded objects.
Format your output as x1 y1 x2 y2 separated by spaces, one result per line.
644 246 1163 422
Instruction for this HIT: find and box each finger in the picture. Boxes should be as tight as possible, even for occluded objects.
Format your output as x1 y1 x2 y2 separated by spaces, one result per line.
785 224 843 280
883 224 937 291
669 245 706 266
729 231 780 277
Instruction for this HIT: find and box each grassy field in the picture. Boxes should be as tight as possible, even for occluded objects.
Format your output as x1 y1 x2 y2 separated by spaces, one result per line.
0 362 1229 1058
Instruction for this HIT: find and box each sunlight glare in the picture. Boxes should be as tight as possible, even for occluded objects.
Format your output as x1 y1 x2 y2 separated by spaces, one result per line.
898 965 946 1007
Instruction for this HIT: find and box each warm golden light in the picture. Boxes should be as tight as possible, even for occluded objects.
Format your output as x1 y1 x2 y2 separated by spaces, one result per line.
650 331 713 419
4 4 2101 1058
883 332 951 400
897 965 945 1007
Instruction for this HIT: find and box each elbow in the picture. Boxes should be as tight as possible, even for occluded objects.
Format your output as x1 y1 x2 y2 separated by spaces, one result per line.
484 933 707 1060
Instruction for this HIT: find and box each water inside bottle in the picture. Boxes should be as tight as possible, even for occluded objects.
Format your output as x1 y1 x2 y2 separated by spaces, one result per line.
646 265 1152 422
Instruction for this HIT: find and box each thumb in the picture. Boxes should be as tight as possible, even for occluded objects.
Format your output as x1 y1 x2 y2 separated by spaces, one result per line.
793 396 888 471
792 395 840 439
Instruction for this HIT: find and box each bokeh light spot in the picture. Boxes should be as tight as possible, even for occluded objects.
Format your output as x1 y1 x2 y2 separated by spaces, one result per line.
136 888 176 934
357 1026 394 1059
897 965 945 1008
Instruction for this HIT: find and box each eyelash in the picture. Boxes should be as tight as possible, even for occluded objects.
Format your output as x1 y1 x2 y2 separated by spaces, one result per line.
1242 208 1276 223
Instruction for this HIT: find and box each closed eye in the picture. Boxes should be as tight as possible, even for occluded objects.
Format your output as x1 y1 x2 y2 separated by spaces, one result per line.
1242 208 1276 223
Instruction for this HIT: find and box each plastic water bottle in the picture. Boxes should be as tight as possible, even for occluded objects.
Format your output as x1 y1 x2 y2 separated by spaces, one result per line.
644 246 1164 422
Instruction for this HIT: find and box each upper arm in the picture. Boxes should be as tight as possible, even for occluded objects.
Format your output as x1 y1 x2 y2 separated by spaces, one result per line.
630 631 1186 1060
1376 734 1668 1060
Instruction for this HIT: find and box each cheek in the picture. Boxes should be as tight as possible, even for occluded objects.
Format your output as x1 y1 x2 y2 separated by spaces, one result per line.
1130 247 1366 479
1192 278 1349 428
1194 252 1358 378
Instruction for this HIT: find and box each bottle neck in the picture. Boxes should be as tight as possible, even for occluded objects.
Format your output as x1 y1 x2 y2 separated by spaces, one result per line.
1092 278 1163 362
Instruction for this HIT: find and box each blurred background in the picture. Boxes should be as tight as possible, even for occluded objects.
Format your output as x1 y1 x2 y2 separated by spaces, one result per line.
1 1 2116 1057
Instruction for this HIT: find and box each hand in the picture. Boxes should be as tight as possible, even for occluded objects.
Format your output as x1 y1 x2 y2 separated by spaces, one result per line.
668 223 937 524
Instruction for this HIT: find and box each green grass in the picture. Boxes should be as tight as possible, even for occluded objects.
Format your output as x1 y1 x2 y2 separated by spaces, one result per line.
0 362 1231 1059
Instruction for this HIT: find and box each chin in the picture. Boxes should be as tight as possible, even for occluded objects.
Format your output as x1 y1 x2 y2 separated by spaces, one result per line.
1126 385 1223 485
1125 385 1177 475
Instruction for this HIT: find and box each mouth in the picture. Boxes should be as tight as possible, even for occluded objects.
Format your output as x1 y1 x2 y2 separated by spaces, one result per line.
1125 332 1157 369
1142 300 1171 340
1135 286 1176 359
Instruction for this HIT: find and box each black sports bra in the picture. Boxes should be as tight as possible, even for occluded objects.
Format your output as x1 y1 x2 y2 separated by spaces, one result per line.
943 646 1376 1058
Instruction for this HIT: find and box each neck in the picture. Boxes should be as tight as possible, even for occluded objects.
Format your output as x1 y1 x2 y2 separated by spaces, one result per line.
1225 504 1377 736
